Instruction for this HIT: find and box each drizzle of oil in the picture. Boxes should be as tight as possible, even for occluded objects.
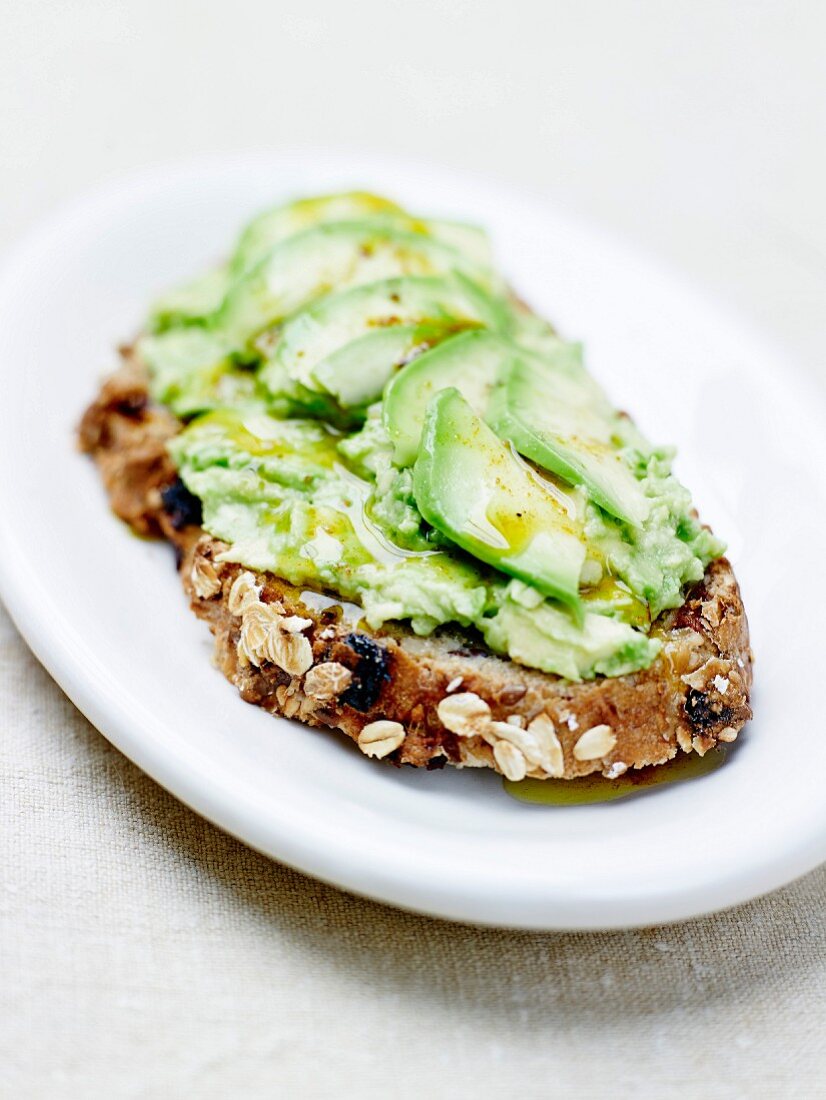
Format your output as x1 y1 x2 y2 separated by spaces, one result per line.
504 747 728 806
507 441 578 519
332 462 442 566
580 574 651 629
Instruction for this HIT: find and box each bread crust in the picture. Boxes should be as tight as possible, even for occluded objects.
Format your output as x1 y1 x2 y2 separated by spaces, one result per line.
79 357 753 780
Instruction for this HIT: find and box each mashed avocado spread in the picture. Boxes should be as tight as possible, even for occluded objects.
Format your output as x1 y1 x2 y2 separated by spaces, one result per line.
145 192 724 681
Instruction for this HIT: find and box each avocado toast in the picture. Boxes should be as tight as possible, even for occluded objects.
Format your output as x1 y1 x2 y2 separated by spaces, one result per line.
79 192 752 782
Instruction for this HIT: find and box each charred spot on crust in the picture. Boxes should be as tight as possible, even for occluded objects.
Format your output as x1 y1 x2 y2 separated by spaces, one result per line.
448 643 490 659
673 604 705 634
685 688 733 732
115 393 148 418
160 478 203 530
673 581 710 634
340 633 391 712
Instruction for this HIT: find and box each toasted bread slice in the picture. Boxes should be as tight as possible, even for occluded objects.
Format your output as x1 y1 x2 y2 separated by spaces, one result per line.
79 355 753 781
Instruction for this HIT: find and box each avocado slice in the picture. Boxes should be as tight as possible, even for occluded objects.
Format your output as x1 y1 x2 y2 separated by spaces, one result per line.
149 195 495 334
413 388 586 613
230 192 492 279
383 332 587 469
148 193 406 330
260 274 510 410
230 192 406 278
215 219 500 353
384 329 650 528
149 266 232 332
384 330 513 466
487 353 651 528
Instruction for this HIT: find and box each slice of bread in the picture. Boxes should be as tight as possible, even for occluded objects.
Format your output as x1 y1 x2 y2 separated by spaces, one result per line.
79 355 753 782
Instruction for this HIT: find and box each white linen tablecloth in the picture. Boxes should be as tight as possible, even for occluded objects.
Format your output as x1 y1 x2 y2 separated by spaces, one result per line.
3 603 826 1097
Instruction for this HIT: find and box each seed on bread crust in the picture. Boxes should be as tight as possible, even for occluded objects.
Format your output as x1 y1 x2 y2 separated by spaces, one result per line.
457 740 495 768
603 761 628 779
717 725 739 743
437 692 491 737
526 714 565 778
268 626 312 676
573 724 617 761
238 601 313 676
358 720 405 759
228 571 261 615
303 662 353 702
484 713 565 778
486 721 536 768
280 614 314 634
493 740 528 781
190 556 221 599
239 603 282 650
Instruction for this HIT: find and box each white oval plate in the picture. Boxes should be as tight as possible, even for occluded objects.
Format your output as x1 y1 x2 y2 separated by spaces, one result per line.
1 153 823 929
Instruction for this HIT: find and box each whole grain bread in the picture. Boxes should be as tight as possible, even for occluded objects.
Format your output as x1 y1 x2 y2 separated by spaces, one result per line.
79 354 753 781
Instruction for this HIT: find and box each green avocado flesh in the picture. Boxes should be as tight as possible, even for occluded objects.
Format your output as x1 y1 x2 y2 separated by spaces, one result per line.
413 389 587 613
153 191 725 681
258 273 511 414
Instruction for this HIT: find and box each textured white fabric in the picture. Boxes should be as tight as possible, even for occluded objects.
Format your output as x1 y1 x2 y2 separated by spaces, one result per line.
2 600 825 1098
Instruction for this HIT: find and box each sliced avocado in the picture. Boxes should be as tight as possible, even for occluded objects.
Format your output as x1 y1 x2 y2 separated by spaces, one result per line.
412 388 586 612
148 266 231 332
383 332 583 469
384 330 513 466
401 218 492 269
507 302 561 356
145 195 493 334
313 325 446 410
214 220 500 354
260 274 509 410
487 352 651 527
384 328 649 528
231 194 492 280
147 194 406 331
230 192 406 279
